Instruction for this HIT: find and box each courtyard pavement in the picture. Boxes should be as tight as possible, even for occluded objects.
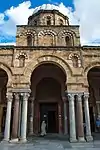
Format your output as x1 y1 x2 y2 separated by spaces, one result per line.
0 137 100 150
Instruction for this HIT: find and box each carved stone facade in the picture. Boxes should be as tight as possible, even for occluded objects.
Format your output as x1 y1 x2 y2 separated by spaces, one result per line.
0 8 99 142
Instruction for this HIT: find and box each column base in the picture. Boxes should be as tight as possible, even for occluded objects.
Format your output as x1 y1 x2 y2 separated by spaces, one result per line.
70 137 77 143
78 137 86 142
3 138 9 142
19 138 27 143
9 138 19 143
86 135 93 142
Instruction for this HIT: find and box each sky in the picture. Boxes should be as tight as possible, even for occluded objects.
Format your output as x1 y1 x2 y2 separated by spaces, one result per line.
0 0 100 46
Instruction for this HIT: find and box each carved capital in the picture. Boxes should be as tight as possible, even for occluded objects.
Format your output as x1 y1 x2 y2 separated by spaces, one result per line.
76 93 83 102
6 92 13 102
14 93 20 101
84 93 89 101
23 93 30 101
62 96 67 103
67 93 75 101
29 96 35 102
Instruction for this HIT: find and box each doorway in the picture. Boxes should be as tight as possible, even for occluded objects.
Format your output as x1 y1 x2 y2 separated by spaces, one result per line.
40 103 58 133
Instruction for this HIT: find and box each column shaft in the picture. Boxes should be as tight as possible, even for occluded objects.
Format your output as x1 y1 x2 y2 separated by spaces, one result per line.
20 93 29 142
4 92 13 141
28 97 34 135
84 93 93 141
62 97 68 134
58 102 62 134
76 94 85 142
12 93 20 139
68 93 77 142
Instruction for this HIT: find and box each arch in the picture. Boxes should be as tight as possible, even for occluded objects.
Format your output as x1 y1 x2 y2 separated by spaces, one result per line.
58 30 76 46
59 30 76 38
24 55 72 83
0 63 12 87
84 62 100 77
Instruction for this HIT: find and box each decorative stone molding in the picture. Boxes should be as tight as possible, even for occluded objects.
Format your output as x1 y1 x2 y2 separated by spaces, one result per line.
24 55 72 83
16 52 28 59
38 29 57 36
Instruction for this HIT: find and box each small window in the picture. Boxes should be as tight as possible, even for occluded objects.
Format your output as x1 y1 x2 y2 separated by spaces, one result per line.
65 36 72 46
19 55 25 67
72 56 78 68
27 35 32 46
59 19 63 25
47 16 51 25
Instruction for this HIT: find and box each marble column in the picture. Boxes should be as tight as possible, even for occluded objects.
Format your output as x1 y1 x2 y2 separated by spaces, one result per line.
12 93 20 139
68 93 77 142
58 102 62 134
28 97 34 135
20 93 29 142
84 93 93 141
62 96 68 134
4 92 13 141
76 94 85 142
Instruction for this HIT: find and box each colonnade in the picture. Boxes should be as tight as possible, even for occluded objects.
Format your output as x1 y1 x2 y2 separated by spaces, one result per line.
3 90 93 142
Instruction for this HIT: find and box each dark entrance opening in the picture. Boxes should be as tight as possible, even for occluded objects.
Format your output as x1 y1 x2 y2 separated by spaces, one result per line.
40 103 58 133
48 111 56 133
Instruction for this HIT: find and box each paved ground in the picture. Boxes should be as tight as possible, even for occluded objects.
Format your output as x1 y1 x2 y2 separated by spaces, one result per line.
0 138 100 150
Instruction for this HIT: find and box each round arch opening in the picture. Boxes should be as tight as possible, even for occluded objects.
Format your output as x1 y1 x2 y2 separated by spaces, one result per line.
87 66 100 133
28 63 67 135
0 68 8 134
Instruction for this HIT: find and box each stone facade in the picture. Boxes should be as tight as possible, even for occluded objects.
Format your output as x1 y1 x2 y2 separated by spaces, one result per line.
0 9 100 143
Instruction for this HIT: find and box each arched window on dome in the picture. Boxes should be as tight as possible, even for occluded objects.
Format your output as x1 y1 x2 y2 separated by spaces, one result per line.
47 16 51 25
72 56 79 68
27 35 32 46
18 55 25 67
65 36 72 46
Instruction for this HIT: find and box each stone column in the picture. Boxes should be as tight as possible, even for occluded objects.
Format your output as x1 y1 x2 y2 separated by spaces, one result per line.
4 92 13 141
12 93 20 139
68 93 77 142
20 93 29 142
58 102 62 134
28 97 34 135
76 94 85 142
62 96 68 134
84 93 93 141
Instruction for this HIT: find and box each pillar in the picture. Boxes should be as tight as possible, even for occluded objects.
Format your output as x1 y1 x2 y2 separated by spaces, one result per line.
12 93 20 139
0 106 3 133
84 93 93 141
58 102 62 134
76 94 85 142
68 93 77 142
28 97 34 135
62 96 68 134
4 92 13 141
20 93 29 142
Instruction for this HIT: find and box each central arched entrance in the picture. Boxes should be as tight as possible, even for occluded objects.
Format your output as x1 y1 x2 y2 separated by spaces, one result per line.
29 63 66 135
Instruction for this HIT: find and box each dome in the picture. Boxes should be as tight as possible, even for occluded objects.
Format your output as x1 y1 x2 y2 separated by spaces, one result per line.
33 4 65 16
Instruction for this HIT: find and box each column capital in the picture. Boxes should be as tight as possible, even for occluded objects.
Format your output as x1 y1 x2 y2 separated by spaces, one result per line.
84 93 89 100
23 93 30 101
76 93 83 102
62 96 67 103
14 93 20 101
67 93 75 101
6 92 13 102
29 96 35 102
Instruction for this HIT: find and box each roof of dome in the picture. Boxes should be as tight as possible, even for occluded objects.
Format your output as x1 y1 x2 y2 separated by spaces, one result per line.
33 4 65 16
